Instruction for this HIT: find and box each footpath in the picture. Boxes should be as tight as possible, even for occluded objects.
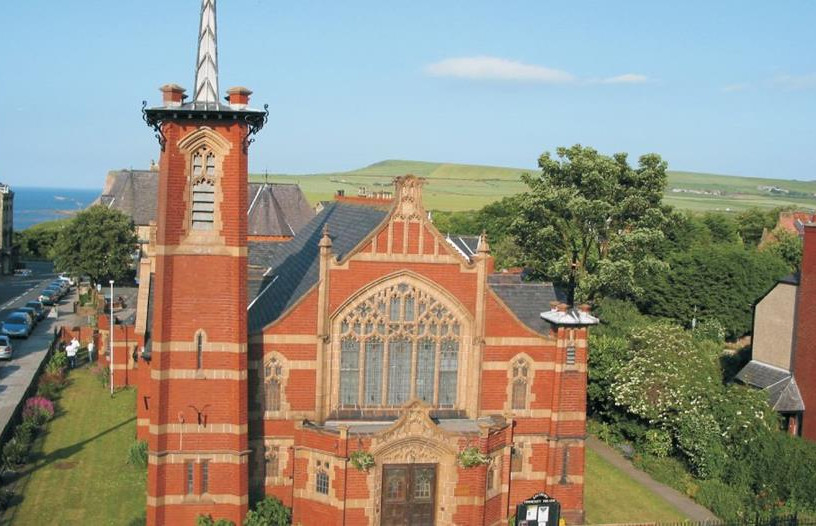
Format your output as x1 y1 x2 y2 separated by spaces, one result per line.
0 292 84 441
586 436 718 522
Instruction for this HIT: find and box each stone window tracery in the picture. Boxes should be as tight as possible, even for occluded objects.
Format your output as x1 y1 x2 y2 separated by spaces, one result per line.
265 445 279 479
338 282 462 408
511 358 530 410
191 147 216 230
315 461 330 495
265 357 283 412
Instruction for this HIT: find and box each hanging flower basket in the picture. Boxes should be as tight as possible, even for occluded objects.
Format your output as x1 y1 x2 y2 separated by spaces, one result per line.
458 446 489 468
349 450 375 471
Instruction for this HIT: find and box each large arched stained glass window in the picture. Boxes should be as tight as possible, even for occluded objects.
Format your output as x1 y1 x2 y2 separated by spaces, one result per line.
338 282 462 408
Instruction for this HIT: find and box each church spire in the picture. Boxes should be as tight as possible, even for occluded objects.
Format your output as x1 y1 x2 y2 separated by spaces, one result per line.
193 0 219 105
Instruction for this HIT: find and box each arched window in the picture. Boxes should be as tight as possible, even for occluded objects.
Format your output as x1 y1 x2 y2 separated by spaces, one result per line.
337 282 463 408
315 461 329 495
511 358 529 410
191 148 216 230
265 357 283 412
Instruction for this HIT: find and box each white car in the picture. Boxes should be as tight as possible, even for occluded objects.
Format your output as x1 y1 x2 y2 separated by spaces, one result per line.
57 273 76 286
0 335 13 360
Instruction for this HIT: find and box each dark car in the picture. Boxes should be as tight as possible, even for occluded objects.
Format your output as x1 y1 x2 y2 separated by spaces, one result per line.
2 312 32 338
26 301 46 321
39 289 58 305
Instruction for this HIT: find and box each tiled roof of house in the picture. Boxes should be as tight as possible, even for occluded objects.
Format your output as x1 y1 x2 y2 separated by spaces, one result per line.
247 202 388 332
487 274 566 335
445 235 481 261
96 170 159 226
247 183 314 237
735 360 804 412
94 174 314 238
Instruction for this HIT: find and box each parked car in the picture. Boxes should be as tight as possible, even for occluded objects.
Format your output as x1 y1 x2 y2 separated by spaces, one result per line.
25 300 46 321
39 289 58 306
49 280 68 296
2 312 32 338
57 273 75 286
0 335 12 359
14 308 37 327
44 285 63 299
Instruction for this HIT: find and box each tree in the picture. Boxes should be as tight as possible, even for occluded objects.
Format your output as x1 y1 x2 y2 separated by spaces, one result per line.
638 244 789 338
51 205 137 284
510 144 670 301
736 208 777 246
243 496 291 526
763 227 803 271
13 219 68 260
701 212 741 245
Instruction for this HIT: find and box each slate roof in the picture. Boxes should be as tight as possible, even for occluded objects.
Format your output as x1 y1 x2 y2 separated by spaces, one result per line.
779 272 800 286
487 274 566 335
247 202 388 332
94 174 314 238
445 235 481 261
248 183 314 237
735 360 804 412
95 170 159 226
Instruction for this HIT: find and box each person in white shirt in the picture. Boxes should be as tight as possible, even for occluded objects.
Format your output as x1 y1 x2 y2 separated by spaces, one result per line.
66 341 78 369
87 341 95 364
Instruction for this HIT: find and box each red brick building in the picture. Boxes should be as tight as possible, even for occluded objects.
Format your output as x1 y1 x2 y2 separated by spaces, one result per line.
136 2 597 524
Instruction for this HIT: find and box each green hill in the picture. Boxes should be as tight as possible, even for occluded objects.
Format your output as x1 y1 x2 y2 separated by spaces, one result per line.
251 160 816 212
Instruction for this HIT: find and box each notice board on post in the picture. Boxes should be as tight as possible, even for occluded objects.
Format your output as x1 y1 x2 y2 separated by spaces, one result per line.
514 492 561 526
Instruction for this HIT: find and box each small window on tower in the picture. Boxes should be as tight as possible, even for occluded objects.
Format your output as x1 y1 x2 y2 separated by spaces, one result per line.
191 149 216 231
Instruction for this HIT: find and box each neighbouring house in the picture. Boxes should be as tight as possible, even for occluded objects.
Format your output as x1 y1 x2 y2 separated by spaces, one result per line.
121 2 599 525
758 211 816 248
0 182 14 274
736 223 816 441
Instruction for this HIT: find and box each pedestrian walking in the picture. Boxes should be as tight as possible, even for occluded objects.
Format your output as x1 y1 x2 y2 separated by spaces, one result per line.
66 341 78 369
87 341 95 364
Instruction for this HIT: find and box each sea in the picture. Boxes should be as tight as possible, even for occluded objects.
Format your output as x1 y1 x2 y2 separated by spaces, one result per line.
11 186 100 230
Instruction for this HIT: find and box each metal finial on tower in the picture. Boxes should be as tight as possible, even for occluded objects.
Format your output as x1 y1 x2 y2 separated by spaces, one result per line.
194 0 219 105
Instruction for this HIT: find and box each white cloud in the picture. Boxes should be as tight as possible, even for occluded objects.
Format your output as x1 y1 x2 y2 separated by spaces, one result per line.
425 56 575 84
722 83 749 93
425 56 647 86
600 73 648 84
772 73 816 91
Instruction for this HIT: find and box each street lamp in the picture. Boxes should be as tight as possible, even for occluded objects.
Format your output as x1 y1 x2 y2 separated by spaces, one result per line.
109 279 114 396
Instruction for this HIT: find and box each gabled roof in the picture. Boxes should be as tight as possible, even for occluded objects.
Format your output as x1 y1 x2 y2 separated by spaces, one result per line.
735 360 804 412
247 183 314 237
95 170 159 226
445 235 481 261
247 202 388 332
487 274 566 335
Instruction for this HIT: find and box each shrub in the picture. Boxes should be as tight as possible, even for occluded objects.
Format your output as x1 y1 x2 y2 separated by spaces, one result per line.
48 350 67 372
457 447 490 468
693 318 726 343
349 450 375 471
243 496 292 526
3 438 29 467
640 428 672 458
127 440 148 468
93 364 110 388
695 479 749 520
196 515 235 526
633 453 696 497
15 421 37 445
23 396 55 427
0 488 14 510
36 376 61 401
40 370 67 388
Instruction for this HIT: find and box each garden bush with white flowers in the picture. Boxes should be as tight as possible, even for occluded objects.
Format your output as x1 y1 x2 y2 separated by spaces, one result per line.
589 305 816 519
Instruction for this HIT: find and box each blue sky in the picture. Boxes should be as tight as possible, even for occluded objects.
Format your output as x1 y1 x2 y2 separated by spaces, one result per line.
1 1 814 189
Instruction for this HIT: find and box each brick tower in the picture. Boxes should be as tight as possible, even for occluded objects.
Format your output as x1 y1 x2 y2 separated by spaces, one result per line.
142 1 267 524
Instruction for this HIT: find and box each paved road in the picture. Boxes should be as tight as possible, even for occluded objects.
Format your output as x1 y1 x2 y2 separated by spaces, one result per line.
0 264 78 440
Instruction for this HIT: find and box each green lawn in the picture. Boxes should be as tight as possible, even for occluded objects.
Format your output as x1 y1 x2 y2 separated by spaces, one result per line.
3 368 145 526
584 448 689 524
253 159 816 213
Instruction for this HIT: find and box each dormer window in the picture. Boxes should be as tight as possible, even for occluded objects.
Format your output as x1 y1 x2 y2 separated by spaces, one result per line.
191 149 216 230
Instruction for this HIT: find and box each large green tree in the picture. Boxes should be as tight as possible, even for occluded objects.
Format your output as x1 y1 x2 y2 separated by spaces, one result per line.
51 205 137 284
510 144 670 301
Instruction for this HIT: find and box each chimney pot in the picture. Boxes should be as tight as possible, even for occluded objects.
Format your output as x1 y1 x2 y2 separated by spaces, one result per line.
160 84 186 107
227 86 252 109
556 303 568 312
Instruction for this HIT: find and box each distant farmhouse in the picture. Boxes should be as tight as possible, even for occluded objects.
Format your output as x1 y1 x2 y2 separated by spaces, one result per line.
0 182 15 274
737 224 816 441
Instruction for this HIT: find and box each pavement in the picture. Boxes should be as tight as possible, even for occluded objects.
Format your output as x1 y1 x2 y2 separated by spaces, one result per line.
586 436 719 522
0 265 86 441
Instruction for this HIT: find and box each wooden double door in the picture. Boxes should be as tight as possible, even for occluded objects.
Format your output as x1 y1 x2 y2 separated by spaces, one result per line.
381 464 436 525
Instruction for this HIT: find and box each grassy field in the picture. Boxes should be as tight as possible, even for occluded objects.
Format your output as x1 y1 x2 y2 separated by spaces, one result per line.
3 369 145 526
252 159 816 213
584 448 689 523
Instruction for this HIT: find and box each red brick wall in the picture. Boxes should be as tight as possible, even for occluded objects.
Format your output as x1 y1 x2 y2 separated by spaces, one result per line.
795 225 816 442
